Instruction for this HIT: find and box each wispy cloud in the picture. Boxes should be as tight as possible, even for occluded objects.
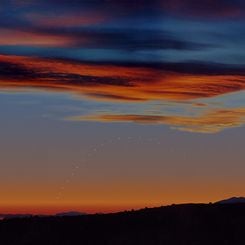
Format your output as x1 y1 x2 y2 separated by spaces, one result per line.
68 107 245 133
1 54 245 133
0 28 74 47
0 55 245 101
1 0 245 66
0 25 211 52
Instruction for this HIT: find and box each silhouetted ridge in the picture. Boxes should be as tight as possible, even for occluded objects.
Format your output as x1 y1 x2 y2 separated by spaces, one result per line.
0 203 245 245
216 197 245 204
55 211 86 217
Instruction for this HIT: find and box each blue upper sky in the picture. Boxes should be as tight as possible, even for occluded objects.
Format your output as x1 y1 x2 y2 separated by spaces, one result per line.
1 0 245 65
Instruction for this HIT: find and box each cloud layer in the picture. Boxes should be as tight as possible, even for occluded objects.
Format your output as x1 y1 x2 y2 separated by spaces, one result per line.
1 54 245 133
1 55 245 101
0 0 245 68
70 108 245 133
1 1 245 133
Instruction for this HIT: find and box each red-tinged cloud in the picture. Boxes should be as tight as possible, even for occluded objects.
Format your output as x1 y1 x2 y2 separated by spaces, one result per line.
1 54 245 133
0 55 245 102
0 28 75 47
68 108 245 133
0 25 209 51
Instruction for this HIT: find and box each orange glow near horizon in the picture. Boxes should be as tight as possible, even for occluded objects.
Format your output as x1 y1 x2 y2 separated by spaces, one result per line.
0 170 244 214
0 184 242 214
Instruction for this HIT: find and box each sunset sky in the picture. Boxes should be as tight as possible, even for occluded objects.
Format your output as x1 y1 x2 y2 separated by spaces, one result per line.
0 0 245 214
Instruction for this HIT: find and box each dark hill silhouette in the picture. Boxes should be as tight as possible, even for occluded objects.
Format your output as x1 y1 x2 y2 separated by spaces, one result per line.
55 211 86 217
0 214 33 220
216 197 245 204
0 203 245 245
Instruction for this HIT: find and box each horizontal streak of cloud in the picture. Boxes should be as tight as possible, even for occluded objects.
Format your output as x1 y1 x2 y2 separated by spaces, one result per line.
0 55 245 102
1 54 245 133
0 26 211 52
68 108 245 133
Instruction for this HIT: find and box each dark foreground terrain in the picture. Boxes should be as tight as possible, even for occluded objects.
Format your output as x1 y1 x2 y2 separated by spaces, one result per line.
0 203 245 245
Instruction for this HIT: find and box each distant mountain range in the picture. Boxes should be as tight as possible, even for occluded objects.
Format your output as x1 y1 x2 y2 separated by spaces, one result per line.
55 211 86 217
216 197 245 204
0 211 86 220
